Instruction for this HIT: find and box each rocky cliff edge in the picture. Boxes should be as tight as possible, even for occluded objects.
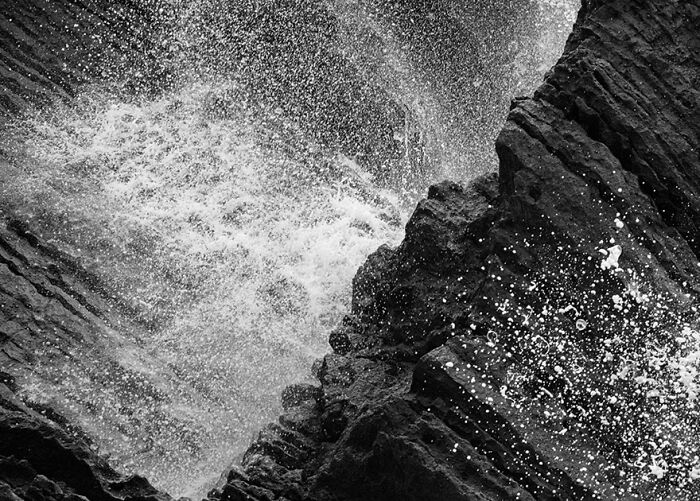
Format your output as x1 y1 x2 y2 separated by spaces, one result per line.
212 1 700 500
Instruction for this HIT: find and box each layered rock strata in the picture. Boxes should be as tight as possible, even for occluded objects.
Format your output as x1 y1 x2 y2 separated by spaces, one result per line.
0 1 568 499
1 0 699 500
0 374 171 501
212 1 700 500
0 0 168 116
0 216 196 499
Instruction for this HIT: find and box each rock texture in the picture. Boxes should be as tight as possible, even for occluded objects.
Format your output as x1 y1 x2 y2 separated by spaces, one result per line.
0 373 172 501
2 0 699 500
0 0 169 115
0 3 182 488
0 1 569 498
210 1 700 500
0 217 190 500
0 202 256 494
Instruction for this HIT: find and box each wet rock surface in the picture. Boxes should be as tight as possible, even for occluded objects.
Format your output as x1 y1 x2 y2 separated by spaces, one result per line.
1 0 699 500
0 375 171 501
211 1 700 500
0 0 168 116
0 217 186 499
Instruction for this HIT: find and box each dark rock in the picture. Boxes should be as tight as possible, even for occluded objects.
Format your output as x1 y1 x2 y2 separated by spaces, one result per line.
281 384 323 411
0 372 17 393
316 355 357 388
328 326 353 355
2 0 699 500
0 383 171 501
0 212 203 498
319 399 348 442
215 1 700 500
0 1 170 115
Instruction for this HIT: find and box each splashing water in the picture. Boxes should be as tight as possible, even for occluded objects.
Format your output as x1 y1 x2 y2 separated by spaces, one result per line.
487 234 700 498
0 0 579 497
1 82 406 496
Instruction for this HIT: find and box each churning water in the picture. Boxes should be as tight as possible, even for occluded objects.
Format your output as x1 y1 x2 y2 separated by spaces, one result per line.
1 81 407 495
0 0 578 497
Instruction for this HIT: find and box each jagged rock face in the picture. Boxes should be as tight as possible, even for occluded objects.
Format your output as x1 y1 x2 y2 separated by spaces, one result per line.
0 0 169 115
0 218 191 499
0 376 170 501
217 179 612 501
2 0 698 500
214 1 700 500
498 0 700 292
1 1 570 498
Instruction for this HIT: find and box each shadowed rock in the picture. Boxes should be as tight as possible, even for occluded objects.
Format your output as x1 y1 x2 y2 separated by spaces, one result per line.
0 0 170 115
1 0 699 500
0 381 172 501
211 1 700 500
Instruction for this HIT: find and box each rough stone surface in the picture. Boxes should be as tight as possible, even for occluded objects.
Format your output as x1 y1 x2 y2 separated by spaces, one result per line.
0 1 562 499
0 216 184 499
211 1 700 500
1 0 699 500
0 212 230 496
0 0 169 116
0 379 171 501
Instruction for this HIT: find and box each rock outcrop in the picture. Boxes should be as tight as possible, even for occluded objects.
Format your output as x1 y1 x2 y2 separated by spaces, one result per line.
0 3 179 485
0 1 572 498
210 1 700 500
0 374 172 501
0 0 169 116
0 216 188 500
2 0 699 500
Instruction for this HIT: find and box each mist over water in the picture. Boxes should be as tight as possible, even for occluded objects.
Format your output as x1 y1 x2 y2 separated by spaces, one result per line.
0 0 578 497
1 82 405 495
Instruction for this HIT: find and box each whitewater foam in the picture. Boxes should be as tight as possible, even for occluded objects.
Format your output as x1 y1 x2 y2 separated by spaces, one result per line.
0 0 580 496
1 81 406 496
